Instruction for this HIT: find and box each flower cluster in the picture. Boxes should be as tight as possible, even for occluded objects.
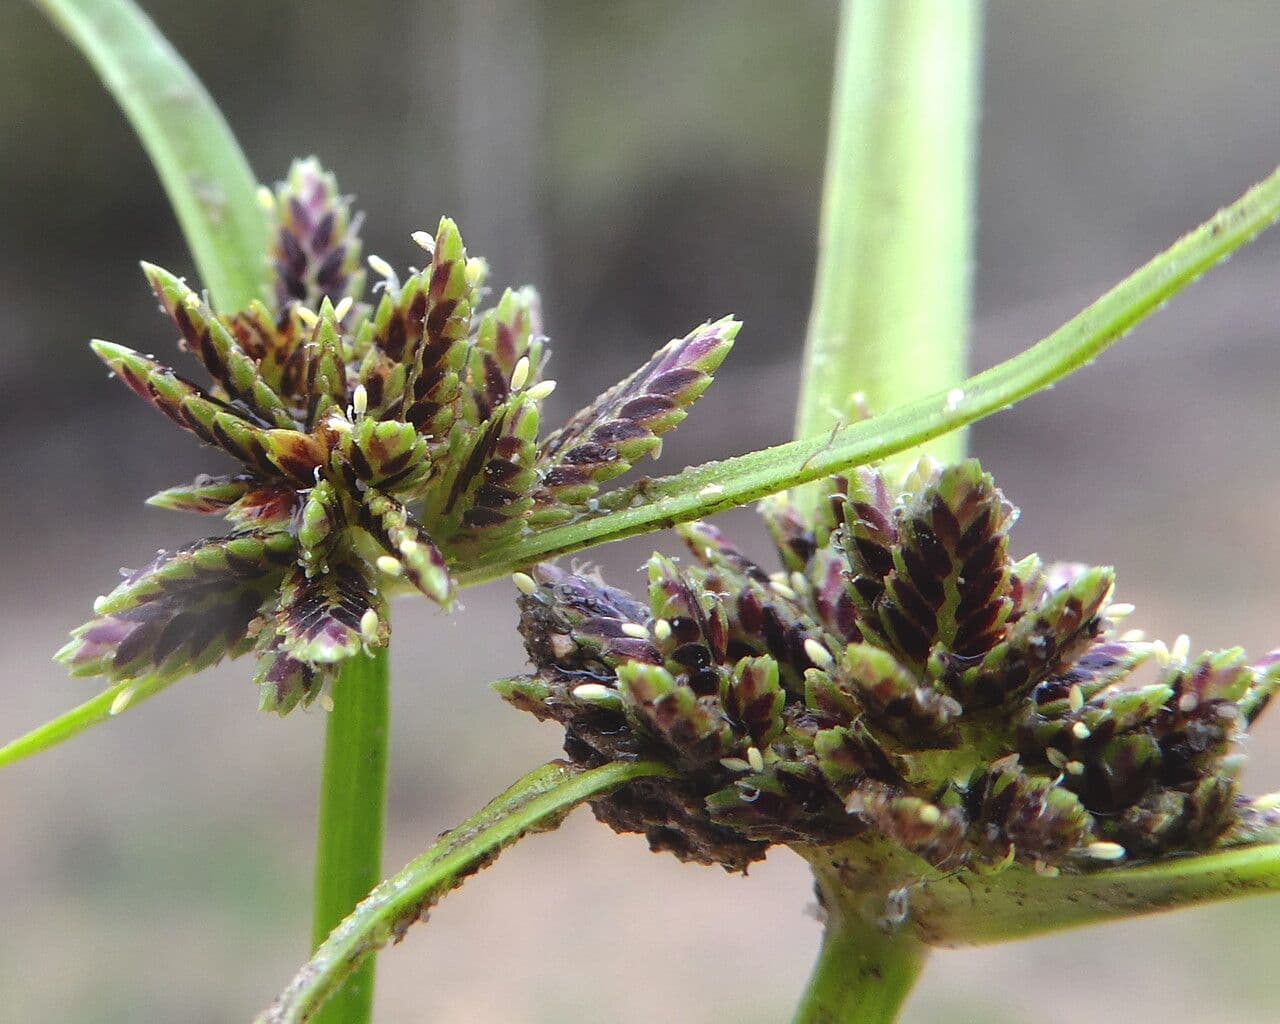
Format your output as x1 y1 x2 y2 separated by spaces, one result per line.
58 159 736 712
501 460 1280 873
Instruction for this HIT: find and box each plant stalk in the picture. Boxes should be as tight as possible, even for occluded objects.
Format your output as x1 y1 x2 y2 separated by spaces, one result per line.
792 0 983 1018
311 648 390 1024
35 0 268 312
261 759 675 1024
794 0 982 488
791 878 927 1024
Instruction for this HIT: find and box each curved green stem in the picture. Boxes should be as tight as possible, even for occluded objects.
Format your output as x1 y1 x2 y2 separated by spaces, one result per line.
0 675 175 768
259 758 674 1024
792 877 927 1024
34 0 268 312
794 0 982 470
310 649 390 1024
456 156 1280 587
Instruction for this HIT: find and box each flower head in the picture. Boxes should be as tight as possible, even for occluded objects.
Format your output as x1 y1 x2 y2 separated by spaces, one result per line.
58 158 737 713
501 459 1280 873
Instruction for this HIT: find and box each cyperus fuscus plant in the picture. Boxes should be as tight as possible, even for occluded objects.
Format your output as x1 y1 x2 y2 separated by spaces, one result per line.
12 0 1280 1022
55 160 737 715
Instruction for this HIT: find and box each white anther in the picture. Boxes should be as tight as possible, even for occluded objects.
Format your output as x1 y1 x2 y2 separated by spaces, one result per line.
93 595 109 615
804 638 834 669
1171 633 1191 663
1083 841 1127 861
620 623 650 640
109 686 136 717
747 746 765 773
333 296 354 322
1106 602 1136 619
256 185 276 212
770 580 798 601
326 411 353 434
1069 684 1085 712
1066 760 1086 776
352 384 368 417
1071 721 1092 740
465 256 488 288
295 307 319 329
367 254 396 279
511 572 537 596
510 356 530 391
653 618 672 641
571 683 614 702
360 609 380 642
376 555 404 577
1252 792 1280 812
410 230 435 254
525 380 557 401
1178 692 1199 714
318 693 336 713
918 804 942 826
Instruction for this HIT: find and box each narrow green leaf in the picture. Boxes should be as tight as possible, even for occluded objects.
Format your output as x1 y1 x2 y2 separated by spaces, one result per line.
35 0 268 311
0 675 175 768
257 759 674 1024
457 160 1280 586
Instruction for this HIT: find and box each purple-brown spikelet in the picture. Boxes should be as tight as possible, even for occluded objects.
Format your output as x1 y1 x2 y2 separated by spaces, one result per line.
531 317 737 518
59 160 737 713
270 158 365 312
499 458 1280 875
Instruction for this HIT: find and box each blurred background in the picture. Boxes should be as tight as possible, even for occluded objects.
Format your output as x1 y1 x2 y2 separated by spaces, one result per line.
4 1 1280 1021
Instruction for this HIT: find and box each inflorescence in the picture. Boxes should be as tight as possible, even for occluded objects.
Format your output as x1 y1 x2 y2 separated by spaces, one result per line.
57 159 736 713
502 460 1280 874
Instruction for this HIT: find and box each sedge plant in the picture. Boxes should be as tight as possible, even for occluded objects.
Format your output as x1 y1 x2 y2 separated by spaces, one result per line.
10 0 1280 1021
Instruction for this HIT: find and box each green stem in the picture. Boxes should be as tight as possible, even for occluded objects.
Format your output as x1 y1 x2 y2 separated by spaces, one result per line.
792 2 981 1019
35 0 268 312
794 0 982 472
260 759 675 1024
792 874 927 1024
310 648 390 1024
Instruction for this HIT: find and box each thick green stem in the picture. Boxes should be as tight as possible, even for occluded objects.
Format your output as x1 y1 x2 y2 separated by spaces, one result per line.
791 2 982 1019
792 878 927 1024
35 0 268 312
310 649 390 1024
794 0 982 475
